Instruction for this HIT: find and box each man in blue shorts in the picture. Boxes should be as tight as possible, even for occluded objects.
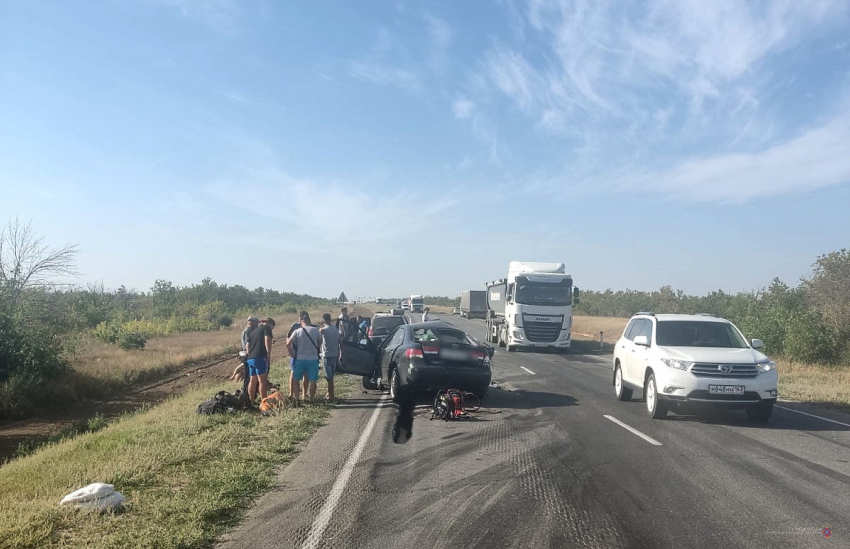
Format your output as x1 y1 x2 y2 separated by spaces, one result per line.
246 318 275 403
320 313 341 400
287 312 321 401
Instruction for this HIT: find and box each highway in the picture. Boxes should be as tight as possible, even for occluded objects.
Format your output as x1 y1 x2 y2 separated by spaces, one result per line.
218 314 849 548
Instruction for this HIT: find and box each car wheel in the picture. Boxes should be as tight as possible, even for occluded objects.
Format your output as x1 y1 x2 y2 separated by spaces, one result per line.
746 401 774 423
645 373 667 419
361 376 378 391
614 364 632 401
389 368 401 403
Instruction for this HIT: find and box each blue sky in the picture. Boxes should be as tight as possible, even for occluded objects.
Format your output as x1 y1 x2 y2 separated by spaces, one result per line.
2 0 849 300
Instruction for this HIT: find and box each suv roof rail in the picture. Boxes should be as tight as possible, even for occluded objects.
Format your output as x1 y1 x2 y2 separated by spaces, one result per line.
696 313 719 317
635 311 655 316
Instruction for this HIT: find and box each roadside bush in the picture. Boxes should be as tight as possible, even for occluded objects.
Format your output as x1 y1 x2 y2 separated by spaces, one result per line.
0 307 70 419
117 331 147 351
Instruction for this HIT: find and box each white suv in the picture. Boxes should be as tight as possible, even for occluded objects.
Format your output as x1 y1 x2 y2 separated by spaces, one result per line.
612 313 778 422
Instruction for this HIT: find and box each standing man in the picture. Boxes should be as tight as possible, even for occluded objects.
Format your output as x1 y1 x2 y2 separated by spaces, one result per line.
246 317 276 403
422 308 431 322
242 316 260 352
320 313 341 400
336 307 350 342
287 312 322 401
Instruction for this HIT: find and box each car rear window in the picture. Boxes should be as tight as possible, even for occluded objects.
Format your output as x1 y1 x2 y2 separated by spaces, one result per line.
371 316 405 335
655 321 748 348
412 328 470 345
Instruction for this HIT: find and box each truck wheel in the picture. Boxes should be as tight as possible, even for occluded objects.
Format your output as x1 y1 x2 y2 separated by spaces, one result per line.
645 373 667 419
614 365 632 401
746 401 774 423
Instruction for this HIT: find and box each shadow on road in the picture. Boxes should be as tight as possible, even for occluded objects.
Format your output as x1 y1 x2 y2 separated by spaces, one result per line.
483 385 578 410
657 405 850 432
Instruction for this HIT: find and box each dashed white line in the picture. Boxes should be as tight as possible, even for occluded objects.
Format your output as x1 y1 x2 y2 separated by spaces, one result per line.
775 405 850 428
604 415 663 446
301 395 388 549
519 366 536 375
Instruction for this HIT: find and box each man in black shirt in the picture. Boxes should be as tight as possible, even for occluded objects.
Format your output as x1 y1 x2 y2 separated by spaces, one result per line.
246 318 276 402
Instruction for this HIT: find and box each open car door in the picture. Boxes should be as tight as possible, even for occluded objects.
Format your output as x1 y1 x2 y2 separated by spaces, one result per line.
338 335 378 377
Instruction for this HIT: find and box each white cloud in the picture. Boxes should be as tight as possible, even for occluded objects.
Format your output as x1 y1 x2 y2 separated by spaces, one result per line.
425 14 452 71
453 98 474 119
349 61 420 92
150 0 241 33
618 111 850 202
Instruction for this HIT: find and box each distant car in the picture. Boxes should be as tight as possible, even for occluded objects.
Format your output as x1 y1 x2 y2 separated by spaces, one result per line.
367 313 409 347
338 320 493 400
452 307 460 315
401 302 410 310
612 313 778 422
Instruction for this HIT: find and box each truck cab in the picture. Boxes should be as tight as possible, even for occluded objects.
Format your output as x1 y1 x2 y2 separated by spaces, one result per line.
485 262 579 352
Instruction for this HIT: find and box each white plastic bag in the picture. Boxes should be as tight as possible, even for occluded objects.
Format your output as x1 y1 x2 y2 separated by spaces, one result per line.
60 483 126 512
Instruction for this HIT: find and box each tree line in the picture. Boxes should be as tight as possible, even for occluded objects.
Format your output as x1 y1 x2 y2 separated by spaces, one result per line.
575 249 850 366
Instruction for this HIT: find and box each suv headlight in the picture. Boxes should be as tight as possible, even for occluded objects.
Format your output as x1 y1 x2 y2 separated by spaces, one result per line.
660 358 693 371
756 360 776 373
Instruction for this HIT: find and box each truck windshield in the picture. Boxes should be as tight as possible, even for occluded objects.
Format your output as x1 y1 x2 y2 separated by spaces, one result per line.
515 283 572 306
655 321 749 348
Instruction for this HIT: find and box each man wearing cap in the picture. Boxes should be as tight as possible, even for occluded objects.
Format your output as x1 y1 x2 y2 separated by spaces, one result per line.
242 316 260 352
287 312 322 401
246 317 276 403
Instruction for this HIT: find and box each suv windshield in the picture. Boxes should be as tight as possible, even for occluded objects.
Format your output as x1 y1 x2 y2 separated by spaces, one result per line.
371 316 405 336
515 283 572 306
655 321 748 348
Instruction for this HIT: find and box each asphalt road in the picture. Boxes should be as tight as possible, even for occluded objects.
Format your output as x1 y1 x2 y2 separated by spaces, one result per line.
218 314 848 549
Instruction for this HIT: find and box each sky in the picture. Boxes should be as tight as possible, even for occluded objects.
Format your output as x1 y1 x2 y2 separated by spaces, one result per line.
1 0 849 300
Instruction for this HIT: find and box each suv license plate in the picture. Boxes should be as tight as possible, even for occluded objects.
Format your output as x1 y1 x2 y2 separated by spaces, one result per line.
709 385 745 395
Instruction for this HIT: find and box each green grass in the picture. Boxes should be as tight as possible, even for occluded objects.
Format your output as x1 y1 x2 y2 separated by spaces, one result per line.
0 374 357 549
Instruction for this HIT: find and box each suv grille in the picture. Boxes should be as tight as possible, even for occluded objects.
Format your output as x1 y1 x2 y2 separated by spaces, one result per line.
523 322 560 342
690 363 759 379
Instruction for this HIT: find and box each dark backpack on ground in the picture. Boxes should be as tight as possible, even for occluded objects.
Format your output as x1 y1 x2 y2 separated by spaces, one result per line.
197 390 241 415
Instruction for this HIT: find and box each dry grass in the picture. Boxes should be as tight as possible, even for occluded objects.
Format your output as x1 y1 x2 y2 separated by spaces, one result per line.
776 359 850 408
572 316 628 342
65 307 368 399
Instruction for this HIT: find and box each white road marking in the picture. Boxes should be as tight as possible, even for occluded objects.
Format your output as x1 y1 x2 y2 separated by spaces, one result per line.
604 415 663 446
301 395 389 549
520 366 536 375
775 405 850 428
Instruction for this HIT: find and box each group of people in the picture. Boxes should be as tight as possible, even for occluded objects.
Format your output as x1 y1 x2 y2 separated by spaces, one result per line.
240 307 370 405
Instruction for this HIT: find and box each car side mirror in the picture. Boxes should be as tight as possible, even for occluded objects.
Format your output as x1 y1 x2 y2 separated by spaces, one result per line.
633 335 649 347
751 339 764 350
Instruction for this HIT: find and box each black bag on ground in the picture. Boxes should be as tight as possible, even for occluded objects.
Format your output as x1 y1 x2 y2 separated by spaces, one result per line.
197 390 241 415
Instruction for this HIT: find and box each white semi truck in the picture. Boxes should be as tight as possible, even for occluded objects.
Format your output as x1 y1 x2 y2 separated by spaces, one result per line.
484 262 579 352
409 294 424 313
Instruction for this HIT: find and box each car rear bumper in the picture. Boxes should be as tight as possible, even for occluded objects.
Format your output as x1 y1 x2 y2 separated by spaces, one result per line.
406 366 491 393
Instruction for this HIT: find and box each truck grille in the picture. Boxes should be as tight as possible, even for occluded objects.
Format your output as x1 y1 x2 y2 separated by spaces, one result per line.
523 322 560 342
690 363 759 379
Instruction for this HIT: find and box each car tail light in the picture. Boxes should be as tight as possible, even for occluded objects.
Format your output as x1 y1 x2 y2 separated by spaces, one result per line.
471 350 487 360
368 327 374 337
405 348 424 359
